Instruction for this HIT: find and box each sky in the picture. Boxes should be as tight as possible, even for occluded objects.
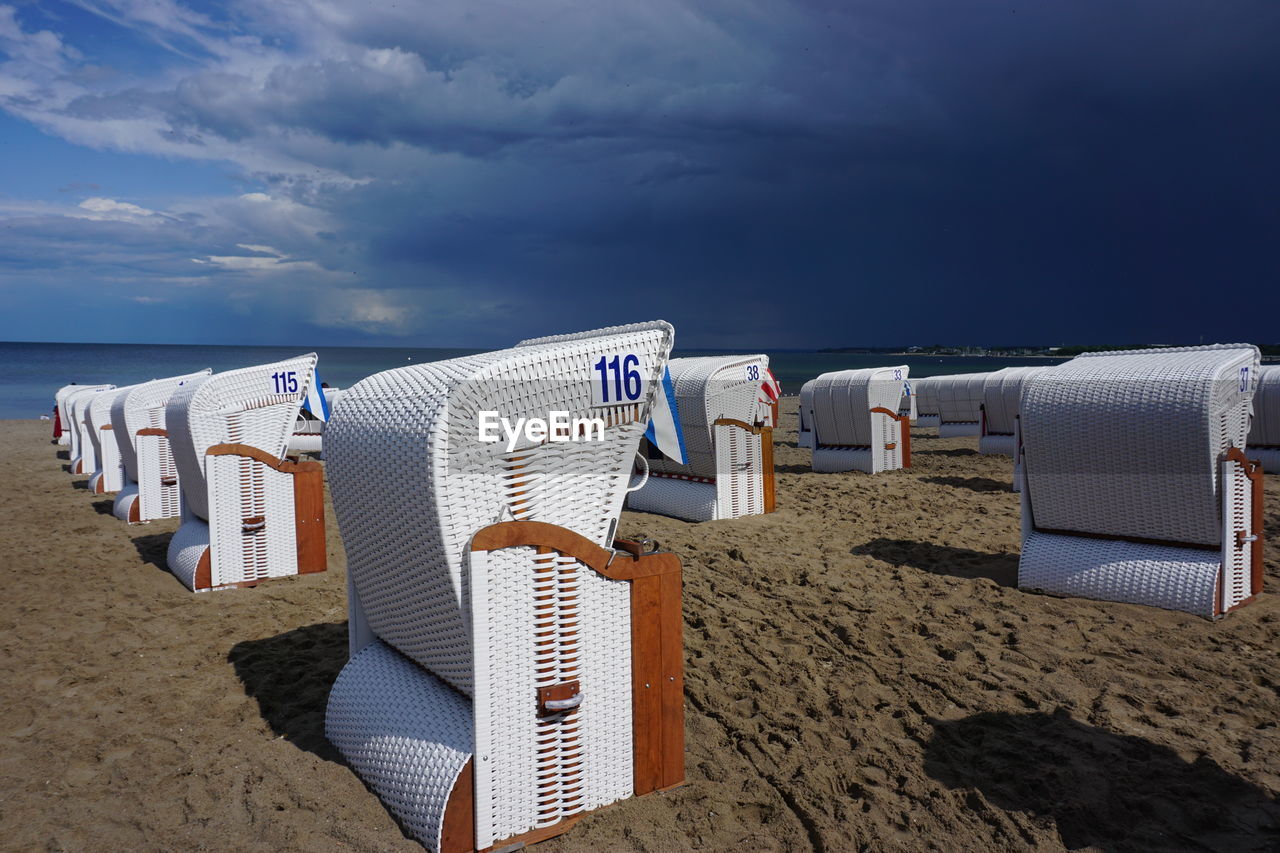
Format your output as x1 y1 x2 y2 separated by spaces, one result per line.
0 1 1277 349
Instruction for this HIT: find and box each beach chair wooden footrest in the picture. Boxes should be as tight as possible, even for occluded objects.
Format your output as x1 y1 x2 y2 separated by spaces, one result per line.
1018 531 1223 618
112 483 142 523
978 433 1016 457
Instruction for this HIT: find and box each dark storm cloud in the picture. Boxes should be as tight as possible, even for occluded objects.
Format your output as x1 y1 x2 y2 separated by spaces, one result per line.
1 0 1277 346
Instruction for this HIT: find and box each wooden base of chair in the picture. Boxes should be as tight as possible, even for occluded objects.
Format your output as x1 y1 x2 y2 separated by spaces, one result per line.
454 522 685 853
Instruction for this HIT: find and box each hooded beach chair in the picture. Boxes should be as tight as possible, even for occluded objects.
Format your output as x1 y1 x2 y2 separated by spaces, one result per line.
111 370 213 523
324 321 685 853
933 372 991 437
164 355 327 592
1246 365 1280 471
86 383 144 494
1018 344 1263 619
54 384 81 446
798 366 911 473
67 385 115 475
978 367 1048 491
625 355 776 521
912 377 940 427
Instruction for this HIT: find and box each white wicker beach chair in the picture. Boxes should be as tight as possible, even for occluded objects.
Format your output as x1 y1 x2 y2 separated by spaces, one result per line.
324 321 684 853
978 367 1049 492
1246 365 1280 472
798 366 911 473
54 384 81 446
86 382 145 495
912 377 940 427
111 370 213 523
1018 344 1264 619
933 372 991 437
164 355 327 591
66 385 115 475
626 355 775 521
286 387 343 455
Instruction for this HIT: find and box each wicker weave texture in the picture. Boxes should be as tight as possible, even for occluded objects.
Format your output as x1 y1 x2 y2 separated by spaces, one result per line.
977 434 1017 457
801 367 907 448
325 640 473 851
166 516 209 592
470 546 633 845
326 322 673 697
627 355 768 521
1019 530 1221 618
1022 344 1258 545
167 355 317 522
934 373 990 428
812 446 875 473
166 356 316 590
111 484 140 523
112 370 212 485
800 367 907 473
206 454 298 587
982 367 1046 437
66 385 115 472
87 384 144 493
626 476 719 521
1248 364 1280 452
113 371 211 522
645 355 768 480
54 384 83 446
913 378 939 418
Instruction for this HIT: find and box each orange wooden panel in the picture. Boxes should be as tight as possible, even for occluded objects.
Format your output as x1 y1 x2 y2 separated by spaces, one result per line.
292 462 327 575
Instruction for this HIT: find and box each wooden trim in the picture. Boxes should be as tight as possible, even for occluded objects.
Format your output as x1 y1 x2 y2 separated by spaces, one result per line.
1226 447 1265 596
292 461 327 575
470 521 681 581
194 547 212 591
761 425 776 512
99 424 113 431
713 417 764 435
900 417 911 467
128 498 140 523
137 428 168 437
630 565 685 795
440 760 475 853
869 406 907 422
206 443 306 473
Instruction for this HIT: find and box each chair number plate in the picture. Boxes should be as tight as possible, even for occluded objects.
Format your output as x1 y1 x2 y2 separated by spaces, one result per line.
271 371 299 394
592 354 645 406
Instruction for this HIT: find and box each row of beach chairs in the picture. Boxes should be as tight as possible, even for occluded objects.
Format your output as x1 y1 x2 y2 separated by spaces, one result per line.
797 346 1269 620
52 328 1270 853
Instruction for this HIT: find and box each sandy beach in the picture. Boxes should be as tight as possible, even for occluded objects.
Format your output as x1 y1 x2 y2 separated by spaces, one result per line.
3 400 1278 852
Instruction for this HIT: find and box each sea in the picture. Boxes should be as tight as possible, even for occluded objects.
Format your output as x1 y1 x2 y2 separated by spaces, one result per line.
0 341 1069 420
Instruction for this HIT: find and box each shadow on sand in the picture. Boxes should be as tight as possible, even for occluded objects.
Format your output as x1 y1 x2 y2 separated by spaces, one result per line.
924 710 1280 851
228 622 350 762
131 532 172 572
851 538 1018 587
922 475 1011 493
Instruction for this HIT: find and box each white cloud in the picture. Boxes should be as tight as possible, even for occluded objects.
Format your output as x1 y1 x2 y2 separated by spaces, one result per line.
78 196 158 219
